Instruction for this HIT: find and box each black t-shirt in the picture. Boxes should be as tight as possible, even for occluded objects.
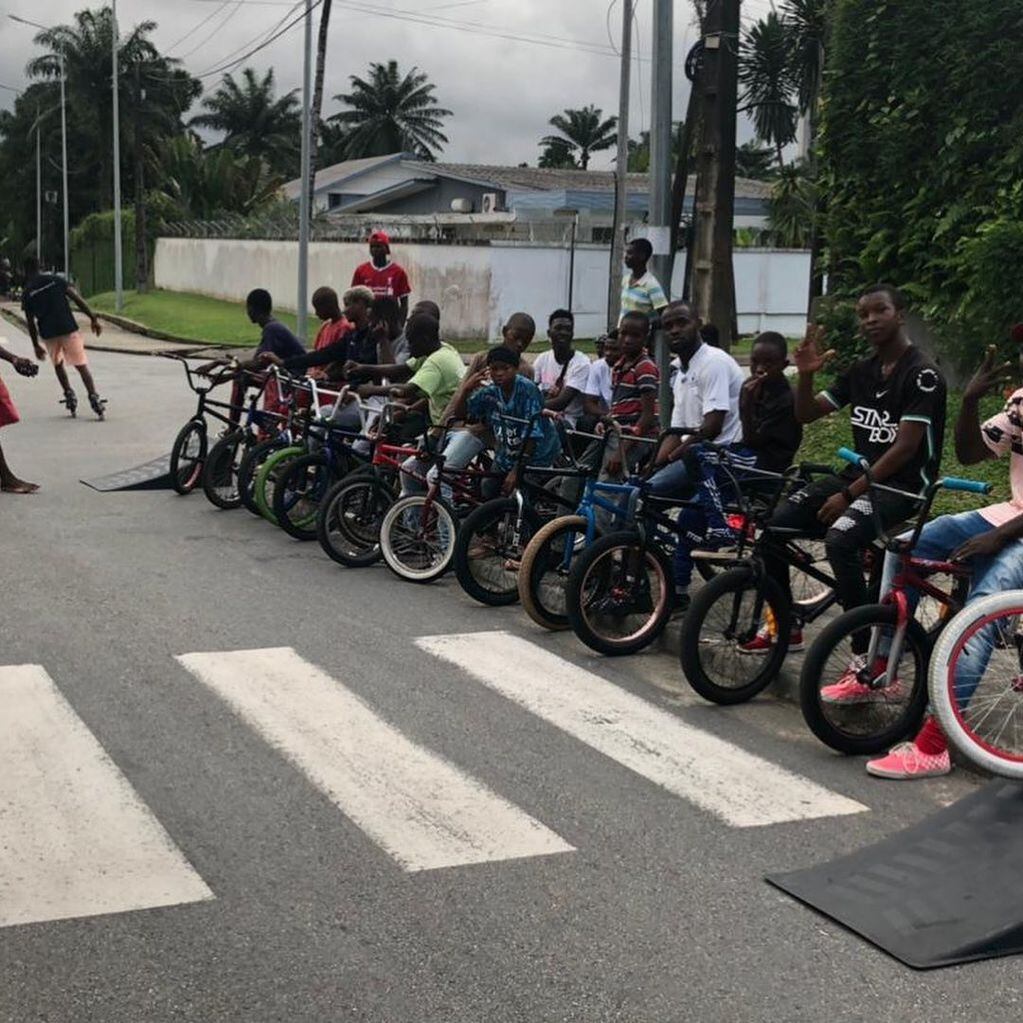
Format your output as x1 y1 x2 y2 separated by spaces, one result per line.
22 273 78 340
822 345 947 493
282 325 377 381
744 376 802 472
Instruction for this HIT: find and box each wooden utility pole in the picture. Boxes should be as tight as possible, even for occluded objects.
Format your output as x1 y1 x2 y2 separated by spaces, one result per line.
691 0 740 349
607 0 632 329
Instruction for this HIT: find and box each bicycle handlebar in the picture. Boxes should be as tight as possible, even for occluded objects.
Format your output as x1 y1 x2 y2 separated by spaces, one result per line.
837 446 864 468
942 476 993 495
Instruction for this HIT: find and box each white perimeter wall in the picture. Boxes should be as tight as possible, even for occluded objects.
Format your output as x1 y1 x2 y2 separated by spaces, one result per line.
155 237 810 340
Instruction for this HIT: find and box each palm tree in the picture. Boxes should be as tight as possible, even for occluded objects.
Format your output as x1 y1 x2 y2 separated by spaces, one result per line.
191 67 301 177
329 61 451 161
538 138 576 169
768 161 816 247
305 0 333 223
739 12 799 167
735 140 777 180
541 105 617 170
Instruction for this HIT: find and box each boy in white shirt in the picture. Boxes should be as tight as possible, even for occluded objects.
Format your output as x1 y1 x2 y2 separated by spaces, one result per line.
532 309 592 427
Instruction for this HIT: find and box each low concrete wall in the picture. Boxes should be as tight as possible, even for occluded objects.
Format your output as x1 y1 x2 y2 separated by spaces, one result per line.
155 237 812 340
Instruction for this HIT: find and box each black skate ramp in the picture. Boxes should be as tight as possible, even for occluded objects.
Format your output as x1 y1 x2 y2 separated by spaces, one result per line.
81 454 173 492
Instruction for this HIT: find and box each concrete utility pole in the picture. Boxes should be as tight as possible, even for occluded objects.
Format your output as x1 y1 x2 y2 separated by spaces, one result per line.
297 0 313 342
648 0 674 417
607 0 632 329
691 0 740 350
36 106 42 264
59 54 69 279
112 0 124 308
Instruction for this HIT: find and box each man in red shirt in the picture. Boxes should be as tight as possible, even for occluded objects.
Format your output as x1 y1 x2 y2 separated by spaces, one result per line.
351 230 412 324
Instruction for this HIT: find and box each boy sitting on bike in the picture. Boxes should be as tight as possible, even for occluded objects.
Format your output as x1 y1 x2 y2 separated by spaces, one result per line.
860 346 1023 779
447 346 561 500
746 285 947 654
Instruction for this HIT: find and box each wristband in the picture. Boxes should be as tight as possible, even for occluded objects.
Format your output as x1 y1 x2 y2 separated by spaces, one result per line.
841 486 854 504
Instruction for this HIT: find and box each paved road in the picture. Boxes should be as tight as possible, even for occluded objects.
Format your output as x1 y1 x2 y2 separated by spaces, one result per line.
0 323 1014 1023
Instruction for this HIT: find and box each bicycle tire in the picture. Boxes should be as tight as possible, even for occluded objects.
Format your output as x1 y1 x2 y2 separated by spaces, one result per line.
273 452 334 541
679 568 792 705
238 437 284 517
565 530 674 657
930 591 1023 779
518 515 589 629
379 493 459 583
254 445 305 525
316 476 395 568
454 498 542 607
169 419 207 495
201 429 248 510
800 604 929 755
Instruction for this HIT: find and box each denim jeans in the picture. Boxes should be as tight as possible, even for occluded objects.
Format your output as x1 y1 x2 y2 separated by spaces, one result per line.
880 510 1023 703
401 429 486 499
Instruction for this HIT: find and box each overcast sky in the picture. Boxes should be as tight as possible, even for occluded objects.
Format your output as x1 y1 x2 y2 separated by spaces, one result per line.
0 0 771 167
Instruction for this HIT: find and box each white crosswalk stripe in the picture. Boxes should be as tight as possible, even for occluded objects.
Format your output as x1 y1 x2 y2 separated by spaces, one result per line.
176 647 574 872
0 665 213 929
417 631 868 828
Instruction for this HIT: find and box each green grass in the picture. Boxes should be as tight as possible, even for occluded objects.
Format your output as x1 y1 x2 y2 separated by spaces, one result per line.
90 289 298 346
798 386 1008 516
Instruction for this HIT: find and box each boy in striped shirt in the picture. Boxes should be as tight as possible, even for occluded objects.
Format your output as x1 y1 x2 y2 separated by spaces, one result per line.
620 239 669 324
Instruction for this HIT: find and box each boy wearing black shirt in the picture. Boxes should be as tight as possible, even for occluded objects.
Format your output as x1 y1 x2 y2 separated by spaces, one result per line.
744 284 946 654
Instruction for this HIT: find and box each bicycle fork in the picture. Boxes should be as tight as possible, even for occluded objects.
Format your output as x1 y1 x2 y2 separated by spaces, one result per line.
864 590 909 687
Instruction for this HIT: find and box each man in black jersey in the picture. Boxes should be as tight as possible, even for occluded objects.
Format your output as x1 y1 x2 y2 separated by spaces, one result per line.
741 284 947 654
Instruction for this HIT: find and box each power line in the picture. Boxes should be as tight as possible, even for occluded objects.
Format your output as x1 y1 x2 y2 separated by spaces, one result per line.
166 0 231 54
177 1 245 61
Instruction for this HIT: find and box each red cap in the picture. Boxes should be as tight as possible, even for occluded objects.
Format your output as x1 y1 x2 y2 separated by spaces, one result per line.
369 230 390 247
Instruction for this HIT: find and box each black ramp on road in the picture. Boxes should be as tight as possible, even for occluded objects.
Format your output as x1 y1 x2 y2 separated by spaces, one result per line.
81 454 174 492
767 780 1023 969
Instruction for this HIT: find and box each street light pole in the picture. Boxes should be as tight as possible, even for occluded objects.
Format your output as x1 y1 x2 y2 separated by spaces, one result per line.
297 0 313 342
59 53 69 278
111 0 124 310
36 104 42 264
607 0 632 329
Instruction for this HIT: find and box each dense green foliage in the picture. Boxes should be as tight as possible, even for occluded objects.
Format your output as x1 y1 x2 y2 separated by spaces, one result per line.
822 0 1023 366
540 106 617 171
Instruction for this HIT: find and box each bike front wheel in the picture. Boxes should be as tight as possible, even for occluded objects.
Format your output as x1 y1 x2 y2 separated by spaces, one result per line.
254 445 305 525
273 453 334 541
379 494 459 583
930 591 1023 779
238 436 284 517
800 604 929 755
679 568 792 705
454 498 541 607
201 429 248 510
316 476 394 568
518 515 589 629
565 530 674 656
169 419 207 495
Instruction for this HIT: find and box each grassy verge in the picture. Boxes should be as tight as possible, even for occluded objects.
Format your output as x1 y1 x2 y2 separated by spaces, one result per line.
90 290 299 346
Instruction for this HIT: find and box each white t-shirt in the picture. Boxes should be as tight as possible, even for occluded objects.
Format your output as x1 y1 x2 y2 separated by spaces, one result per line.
532 349 591 426
670 343 744 444
584 358 613 411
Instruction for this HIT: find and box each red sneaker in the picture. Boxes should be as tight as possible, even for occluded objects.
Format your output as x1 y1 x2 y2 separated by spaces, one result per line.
820 657 905 705
738 627 804 655
866 743 951 780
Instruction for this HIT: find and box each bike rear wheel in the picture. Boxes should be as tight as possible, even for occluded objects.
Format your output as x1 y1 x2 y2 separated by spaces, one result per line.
930 591 1023 779
679 568 792 705
379 494 459 583
453 498 542 607
565 531 674 656
170 419 207 495
202 429 249 510
518 515 589 629
316 476 394 567
800 604 929 755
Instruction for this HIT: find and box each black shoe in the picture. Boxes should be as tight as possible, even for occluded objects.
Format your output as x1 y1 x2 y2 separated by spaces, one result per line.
88 393 106 419
61 389 77 417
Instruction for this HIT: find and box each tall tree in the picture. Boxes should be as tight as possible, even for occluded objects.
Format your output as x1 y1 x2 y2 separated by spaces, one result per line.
739 11 799 166
735 139 777 180
329 61 451 161
541 105 617 170
191 67 301 177
306 0 333 223
537 138 577 169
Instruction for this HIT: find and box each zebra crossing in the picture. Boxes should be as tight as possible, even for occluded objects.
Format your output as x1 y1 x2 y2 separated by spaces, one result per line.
1 632 867 930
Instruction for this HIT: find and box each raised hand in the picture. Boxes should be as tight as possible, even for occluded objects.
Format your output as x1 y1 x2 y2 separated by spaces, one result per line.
792 324 836 376
963 346 1013 403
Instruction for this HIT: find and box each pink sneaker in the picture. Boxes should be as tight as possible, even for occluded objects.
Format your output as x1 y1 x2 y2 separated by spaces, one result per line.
866 742 951 780
738 628 804 655
820 658 905 704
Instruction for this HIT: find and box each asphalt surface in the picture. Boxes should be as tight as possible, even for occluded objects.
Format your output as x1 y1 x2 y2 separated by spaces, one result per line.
0 323 1017 1023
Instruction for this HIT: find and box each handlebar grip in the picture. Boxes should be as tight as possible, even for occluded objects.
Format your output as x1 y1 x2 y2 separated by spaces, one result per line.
941 476 992 495
837 447 866 467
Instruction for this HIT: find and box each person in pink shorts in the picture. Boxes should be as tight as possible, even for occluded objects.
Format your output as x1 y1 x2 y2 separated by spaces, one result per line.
0 339 39 493
21 256 106 419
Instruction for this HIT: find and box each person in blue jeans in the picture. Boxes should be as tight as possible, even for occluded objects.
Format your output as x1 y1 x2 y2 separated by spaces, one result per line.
827 347 1023 780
